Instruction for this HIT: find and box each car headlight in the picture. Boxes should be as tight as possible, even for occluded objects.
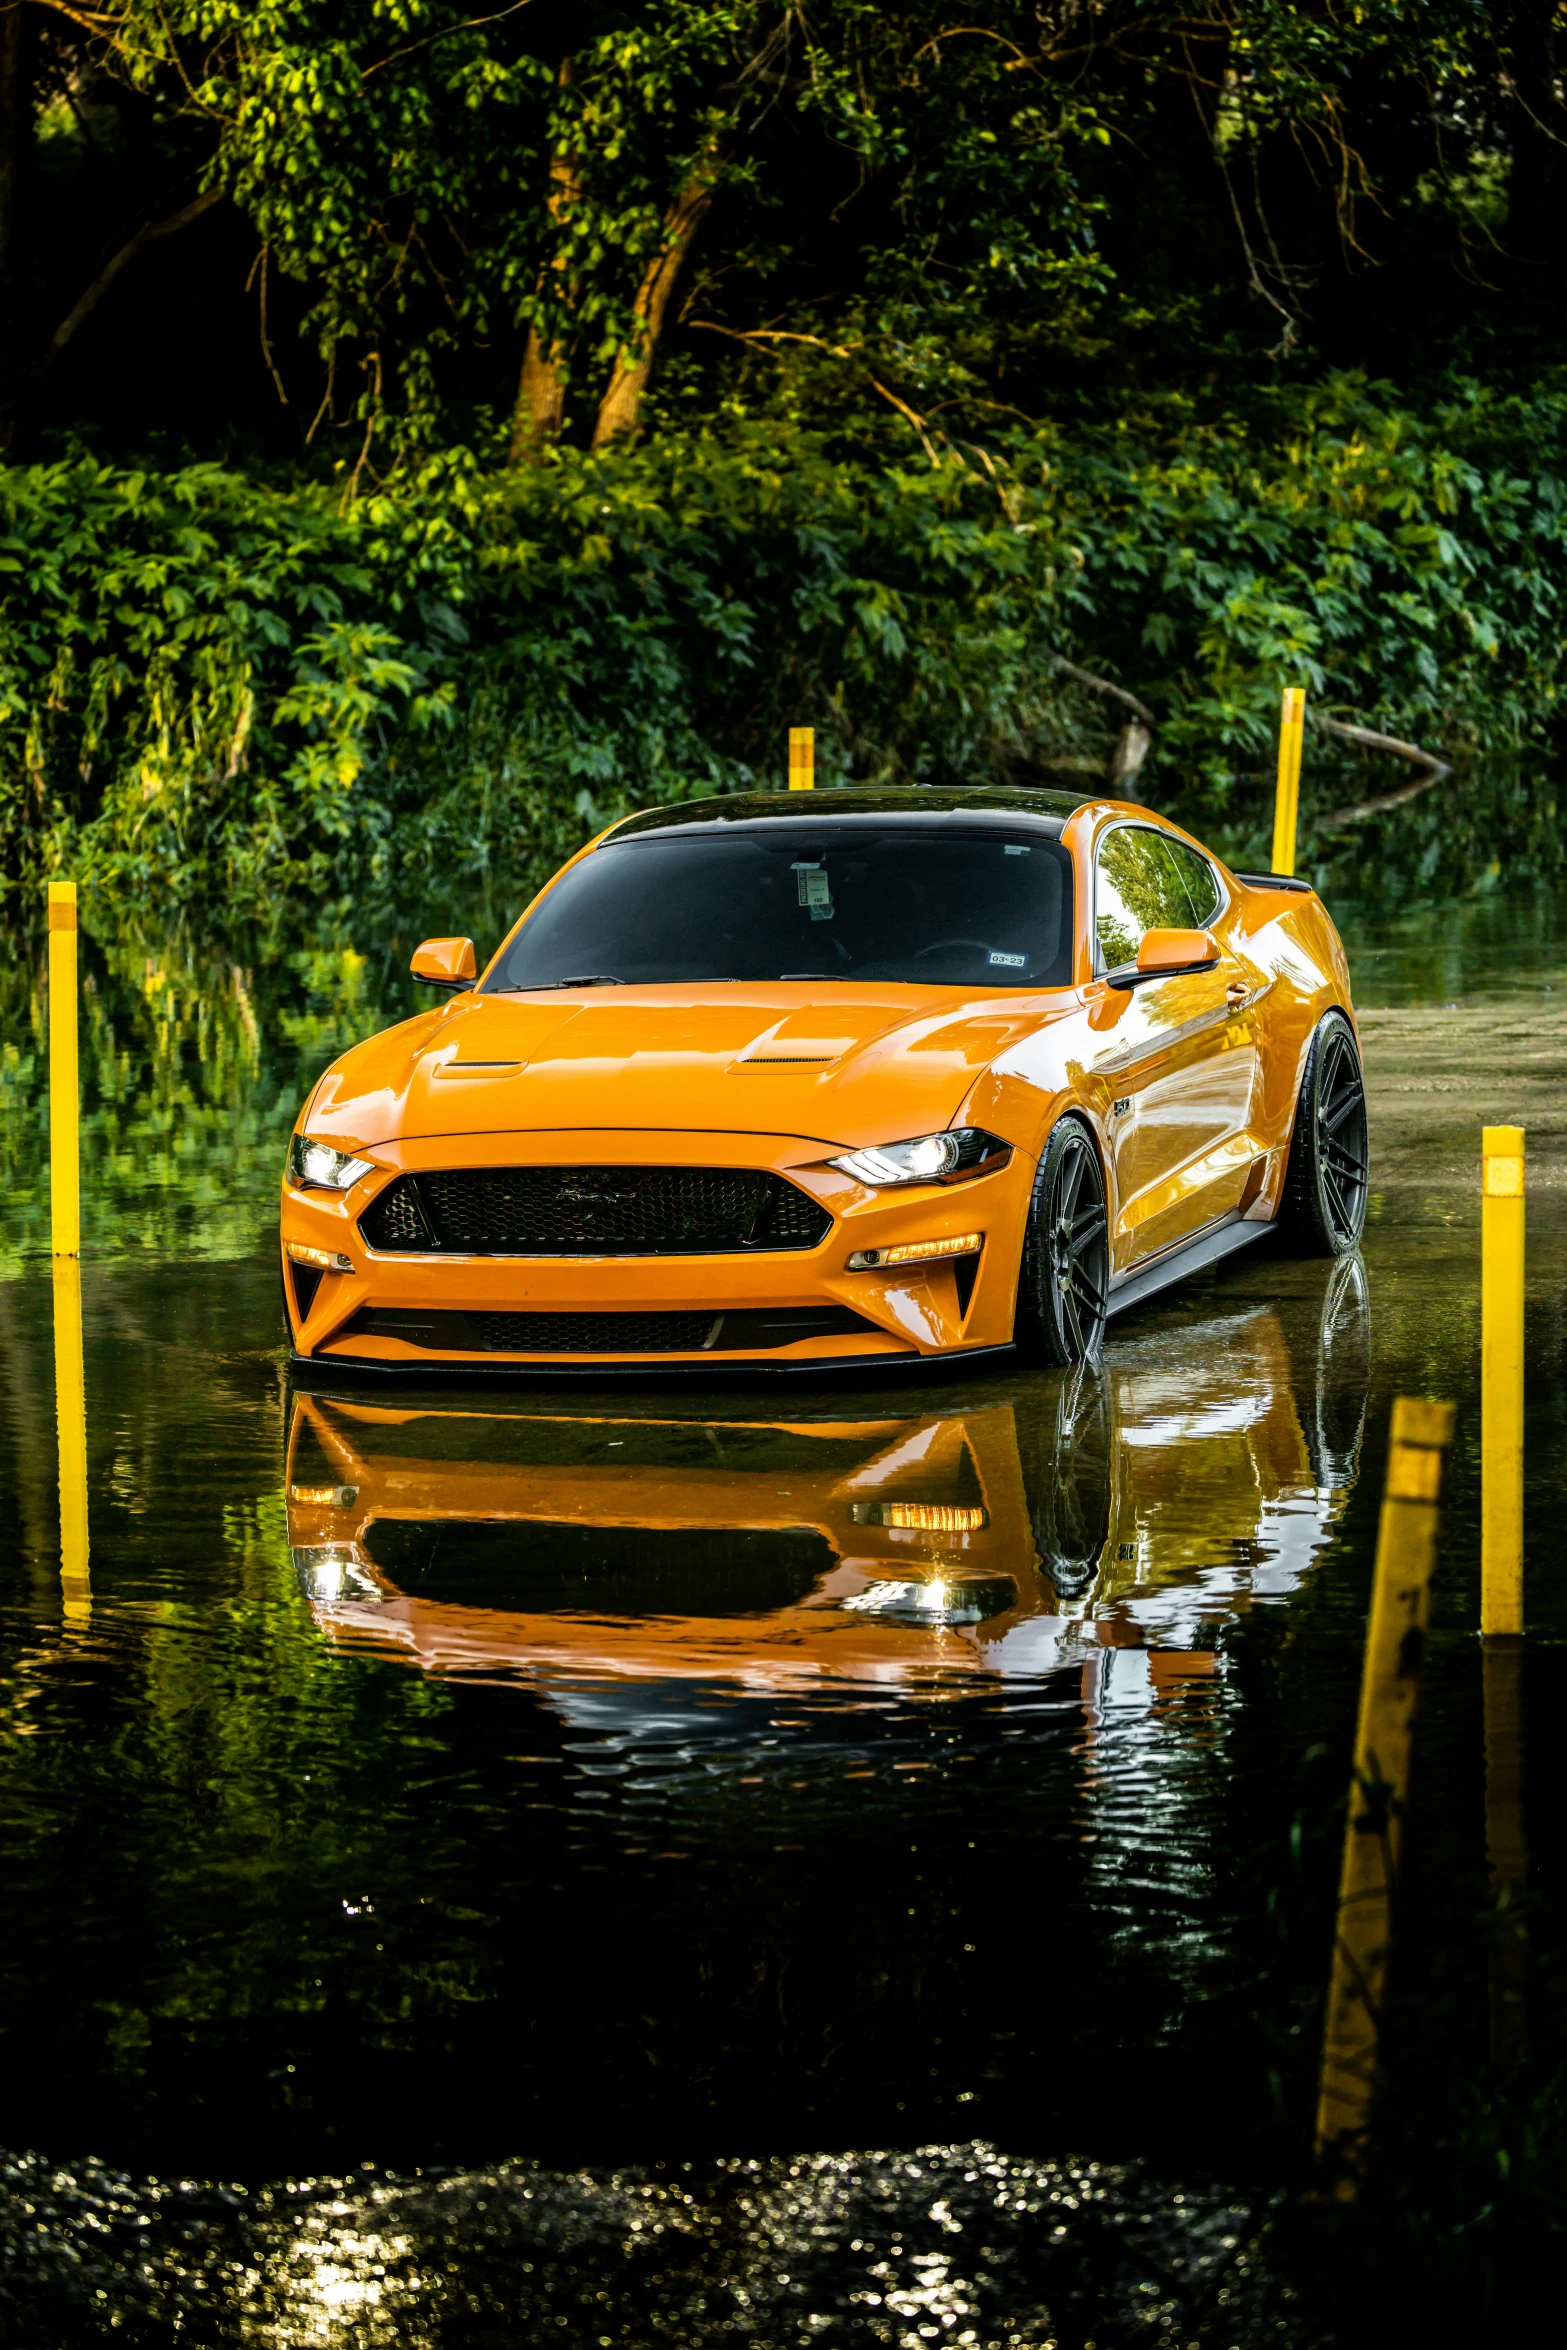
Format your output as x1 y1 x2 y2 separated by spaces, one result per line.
288 1134 376 1192
829 1128 1011 1187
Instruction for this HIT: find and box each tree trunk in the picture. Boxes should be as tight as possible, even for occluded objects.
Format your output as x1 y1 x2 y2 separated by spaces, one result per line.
0 0 32 447
510 320 569 459
1509 0 1562 274
590 169 713 451
510 59 580 464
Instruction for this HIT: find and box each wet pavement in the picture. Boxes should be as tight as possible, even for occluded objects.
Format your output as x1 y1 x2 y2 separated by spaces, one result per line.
1 892 1564 2344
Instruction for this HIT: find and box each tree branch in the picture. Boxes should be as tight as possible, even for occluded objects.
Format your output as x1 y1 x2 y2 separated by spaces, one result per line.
26 1 128 35
1312 713 1453 829
1310 712 1453 779
687 319 941 460
362 0 537 82
48 182 223 361
1054 657 1157 730
1314 771 1446 829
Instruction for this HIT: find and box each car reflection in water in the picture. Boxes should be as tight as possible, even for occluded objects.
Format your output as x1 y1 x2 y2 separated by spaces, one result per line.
286 1257 1369 1702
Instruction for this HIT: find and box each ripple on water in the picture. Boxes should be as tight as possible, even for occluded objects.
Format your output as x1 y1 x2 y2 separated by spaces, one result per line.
0 2142 1317 2348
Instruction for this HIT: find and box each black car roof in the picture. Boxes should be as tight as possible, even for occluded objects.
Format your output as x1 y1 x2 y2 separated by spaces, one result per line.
611 785 1093 841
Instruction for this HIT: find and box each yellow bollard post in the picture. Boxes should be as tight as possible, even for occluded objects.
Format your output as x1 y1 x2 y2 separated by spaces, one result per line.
788 726 815 790
1270 688 1306 876
52 1256 91 1623
1314 1395 1456 2192
48 880 81 1259
46 882 89 1619
1481 1125 1524 1638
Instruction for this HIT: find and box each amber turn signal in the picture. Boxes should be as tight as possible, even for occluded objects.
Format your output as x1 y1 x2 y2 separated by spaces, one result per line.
286 1240 355 1274
850 1501 989 1532
846 1232 982 1271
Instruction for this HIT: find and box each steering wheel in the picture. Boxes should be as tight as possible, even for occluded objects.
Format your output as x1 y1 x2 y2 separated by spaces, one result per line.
914 938 992 961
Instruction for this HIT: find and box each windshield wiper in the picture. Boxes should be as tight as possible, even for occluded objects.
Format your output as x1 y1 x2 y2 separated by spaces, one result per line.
488 974 624 993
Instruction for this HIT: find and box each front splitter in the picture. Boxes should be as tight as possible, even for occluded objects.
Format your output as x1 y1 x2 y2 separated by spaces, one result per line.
288 1342 1018 1389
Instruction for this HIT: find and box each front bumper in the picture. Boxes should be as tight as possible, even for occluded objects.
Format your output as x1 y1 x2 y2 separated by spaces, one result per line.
280 1127 1034 1372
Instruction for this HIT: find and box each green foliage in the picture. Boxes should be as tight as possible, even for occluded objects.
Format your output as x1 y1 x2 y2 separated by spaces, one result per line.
22 2 1108 455
6 379 1567 903
2 423 1082 897
9 3 1567 905
0 455 463 890
1053 375 1567 839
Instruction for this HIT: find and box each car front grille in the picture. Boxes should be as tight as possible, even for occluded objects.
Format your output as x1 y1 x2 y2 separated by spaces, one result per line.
358 1166 832 1257
335 1305 880 1357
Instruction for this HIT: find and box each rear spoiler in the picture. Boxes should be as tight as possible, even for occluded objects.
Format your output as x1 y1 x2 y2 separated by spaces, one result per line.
1232 870 1314 895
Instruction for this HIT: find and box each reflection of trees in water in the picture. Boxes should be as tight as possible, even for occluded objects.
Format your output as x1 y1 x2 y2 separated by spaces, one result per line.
0 909 415 1266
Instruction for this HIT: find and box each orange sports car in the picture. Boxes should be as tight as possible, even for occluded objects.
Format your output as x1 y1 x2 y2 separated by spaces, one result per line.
280 785 1367 1374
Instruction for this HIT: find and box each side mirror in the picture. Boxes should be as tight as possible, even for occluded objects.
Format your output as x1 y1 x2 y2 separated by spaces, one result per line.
1103 928 1221 991
1135 927 1219 976
410 936 478 992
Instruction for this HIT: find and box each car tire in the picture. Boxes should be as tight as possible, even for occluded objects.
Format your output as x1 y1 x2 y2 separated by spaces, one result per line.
1015 1116 1110 1366
1278 1009 1369 1257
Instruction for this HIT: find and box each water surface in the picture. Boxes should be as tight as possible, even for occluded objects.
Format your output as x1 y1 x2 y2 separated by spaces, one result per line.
2 890 1563 2343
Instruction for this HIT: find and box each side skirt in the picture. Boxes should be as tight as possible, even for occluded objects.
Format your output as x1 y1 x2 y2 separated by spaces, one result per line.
1105 1211 1272 1321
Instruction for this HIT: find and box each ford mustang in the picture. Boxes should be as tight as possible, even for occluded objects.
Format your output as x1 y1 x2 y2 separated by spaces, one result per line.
280 785 1368 1375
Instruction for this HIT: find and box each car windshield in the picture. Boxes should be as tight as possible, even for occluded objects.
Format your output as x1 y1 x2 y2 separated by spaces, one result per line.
485 826 1074 990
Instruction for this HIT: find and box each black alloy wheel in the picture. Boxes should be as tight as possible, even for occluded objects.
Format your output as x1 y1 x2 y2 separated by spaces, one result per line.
1280 1010 1370 1257
1017 1116 1110 1366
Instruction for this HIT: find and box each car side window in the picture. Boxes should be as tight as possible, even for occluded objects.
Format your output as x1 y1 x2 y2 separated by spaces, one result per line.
1094 827 1195 971
1162 837 1222 927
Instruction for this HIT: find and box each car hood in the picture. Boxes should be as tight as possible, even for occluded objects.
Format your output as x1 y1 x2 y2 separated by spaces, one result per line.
302 985 1072 1152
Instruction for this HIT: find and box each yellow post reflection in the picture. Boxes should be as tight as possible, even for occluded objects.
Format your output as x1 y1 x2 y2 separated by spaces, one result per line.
52 1255 90 1623
1483 1637 1528 2072
1314 1395 1455 2193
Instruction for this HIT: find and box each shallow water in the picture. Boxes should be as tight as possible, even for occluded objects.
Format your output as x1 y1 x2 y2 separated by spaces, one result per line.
1 891 1563 2344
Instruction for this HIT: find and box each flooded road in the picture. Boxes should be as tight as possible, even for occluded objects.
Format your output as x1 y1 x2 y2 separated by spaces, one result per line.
1 894 1563 2343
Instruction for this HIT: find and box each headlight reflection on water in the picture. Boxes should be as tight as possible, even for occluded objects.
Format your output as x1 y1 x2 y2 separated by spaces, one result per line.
2 2144 1304 2347
290 1544 383 1607
842 1577 1017 1627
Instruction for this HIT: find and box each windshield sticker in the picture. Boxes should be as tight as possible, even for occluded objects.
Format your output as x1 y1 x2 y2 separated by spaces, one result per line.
989 951 1026 967
1005 844 1030 855
792 863 835 921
